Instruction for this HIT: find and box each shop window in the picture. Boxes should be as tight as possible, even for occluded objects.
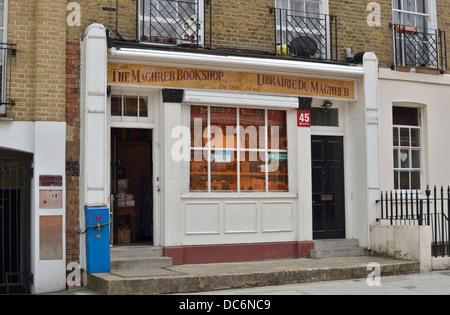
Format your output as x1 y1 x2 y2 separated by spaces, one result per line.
393 106 423 190
189 106 289 193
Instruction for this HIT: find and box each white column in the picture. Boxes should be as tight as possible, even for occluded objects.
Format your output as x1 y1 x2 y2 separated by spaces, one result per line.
363 52 381 248
296 102 313 242
80 24 108 207
160 90 183 246
79 23 108 270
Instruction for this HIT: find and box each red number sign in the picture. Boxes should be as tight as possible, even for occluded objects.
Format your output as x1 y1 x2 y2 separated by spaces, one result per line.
297 110 311 127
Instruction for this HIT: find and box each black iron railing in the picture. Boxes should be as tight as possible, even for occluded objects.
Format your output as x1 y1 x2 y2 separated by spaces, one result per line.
271 7 337 60
0 43 16 116
139 0 203 46
377 185 450 258
390 24 447 73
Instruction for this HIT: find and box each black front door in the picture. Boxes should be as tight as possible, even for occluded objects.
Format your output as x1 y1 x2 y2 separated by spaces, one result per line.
312 136 345 239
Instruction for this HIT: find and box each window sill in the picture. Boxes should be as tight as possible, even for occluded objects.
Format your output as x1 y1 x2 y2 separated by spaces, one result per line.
181 192 298 199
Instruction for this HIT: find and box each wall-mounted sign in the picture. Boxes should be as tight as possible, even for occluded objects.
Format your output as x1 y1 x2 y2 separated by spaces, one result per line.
39 175 63 187
297 110 311 127
107 63 355 100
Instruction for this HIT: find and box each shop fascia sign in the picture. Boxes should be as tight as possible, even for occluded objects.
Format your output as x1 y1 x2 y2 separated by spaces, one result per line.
107 63 355 100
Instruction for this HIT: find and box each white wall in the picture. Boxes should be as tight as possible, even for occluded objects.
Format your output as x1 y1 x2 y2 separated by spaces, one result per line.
378 70 450 190
0 120 67 294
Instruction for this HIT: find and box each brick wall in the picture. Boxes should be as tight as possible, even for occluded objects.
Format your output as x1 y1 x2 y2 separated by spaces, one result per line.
6 0 66 121
66 40 81 264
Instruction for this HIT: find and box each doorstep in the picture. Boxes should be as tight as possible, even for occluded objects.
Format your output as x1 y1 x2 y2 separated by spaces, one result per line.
85 256 420 295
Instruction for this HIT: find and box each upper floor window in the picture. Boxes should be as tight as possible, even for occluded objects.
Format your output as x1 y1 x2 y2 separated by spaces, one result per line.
139 0 203 46
274 0 335 60
393 0 429 29
391 0 445 71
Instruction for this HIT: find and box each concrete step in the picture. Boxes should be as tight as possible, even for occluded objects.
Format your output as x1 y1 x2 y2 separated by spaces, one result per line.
110 256 173 269
86 256 420 295
110 245 164 259
310 239 368 259
110 245 172 269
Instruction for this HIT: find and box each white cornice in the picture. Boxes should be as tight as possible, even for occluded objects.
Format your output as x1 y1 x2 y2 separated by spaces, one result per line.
108 47 365 80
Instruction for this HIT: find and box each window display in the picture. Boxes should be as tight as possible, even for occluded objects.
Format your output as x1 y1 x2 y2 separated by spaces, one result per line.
189 105 289 192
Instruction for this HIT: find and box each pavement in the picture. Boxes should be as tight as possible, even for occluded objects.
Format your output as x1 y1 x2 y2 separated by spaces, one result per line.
48 270 450 295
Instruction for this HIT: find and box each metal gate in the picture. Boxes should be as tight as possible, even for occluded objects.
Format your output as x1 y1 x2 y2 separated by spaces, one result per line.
0 156 31 294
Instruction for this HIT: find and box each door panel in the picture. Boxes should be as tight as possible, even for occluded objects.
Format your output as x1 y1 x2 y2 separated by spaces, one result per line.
312 136 345 239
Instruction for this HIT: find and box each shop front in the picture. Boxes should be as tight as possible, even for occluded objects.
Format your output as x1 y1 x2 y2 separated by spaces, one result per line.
80 23 380 268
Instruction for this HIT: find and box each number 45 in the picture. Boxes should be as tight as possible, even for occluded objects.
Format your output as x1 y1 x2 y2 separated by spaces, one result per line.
298 112 310 123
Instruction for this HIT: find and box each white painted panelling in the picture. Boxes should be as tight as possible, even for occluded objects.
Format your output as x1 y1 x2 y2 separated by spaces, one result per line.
86 113 105 189
262 201 293 232
224 202 257 234
185 202 220 235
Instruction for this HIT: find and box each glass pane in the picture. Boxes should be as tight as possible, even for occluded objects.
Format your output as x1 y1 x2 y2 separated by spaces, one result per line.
239 108 265 150
268 152 289 191
111 95 122 116
400 128 410 146
191 106 208 148
400 149 409 168
311 108 339 127
268 110 287 150
394 171 399 190
411 149 420 168
393 127 399 146
400 171 410 190
210 107 237 149
139 97 148 118
0 1 4 27
276 0 289 10
410 128 420 147
306 1 319 14
403 0 415 12
393 107 419 126
417 0 425 13
124 96 138 117
411 171 421 190
393 149 399 168
291 1 304 13
189 150 208 191
211 150 237 191
240 151 266 192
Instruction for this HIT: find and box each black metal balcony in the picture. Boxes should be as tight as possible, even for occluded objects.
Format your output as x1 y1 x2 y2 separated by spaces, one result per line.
270 7 338 61
0 43 17 117
391 24 447 73
139 0 203 46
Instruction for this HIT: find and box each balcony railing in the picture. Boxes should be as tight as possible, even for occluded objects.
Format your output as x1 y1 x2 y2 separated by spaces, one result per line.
390 24 447 73
0 43 17 117
139 0 203 46
101 1 343 62
271 7 338 61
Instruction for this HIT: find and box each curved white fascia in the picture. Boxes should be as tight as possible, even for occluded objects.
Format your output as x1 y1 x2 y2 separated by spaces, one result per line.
108 47 365 79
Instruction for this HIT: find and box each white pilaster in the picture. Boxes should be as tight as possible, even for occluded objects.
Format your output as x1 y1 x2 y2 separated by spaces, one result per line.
297 122 313 241
161 100 183 246
79 23 108 270
363 52 381 248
